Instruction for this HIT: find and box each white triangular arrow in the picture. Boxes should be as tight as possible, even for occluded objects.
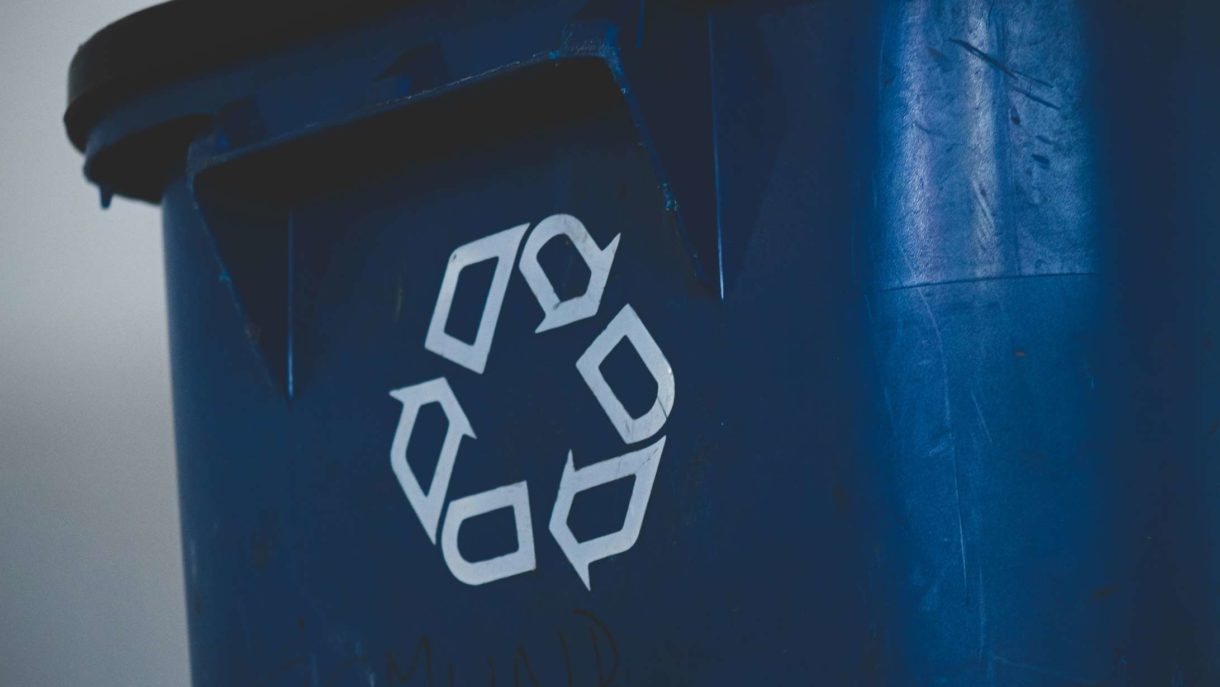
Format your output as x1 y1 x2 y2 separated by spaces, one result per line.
518 214 620 333
549 437 666 589
425 223 529 374
388 377 475 543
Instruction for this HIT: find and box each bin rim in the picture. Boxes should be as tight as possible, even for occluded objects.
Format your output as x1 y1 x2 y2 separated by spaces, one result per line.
64 0 415 152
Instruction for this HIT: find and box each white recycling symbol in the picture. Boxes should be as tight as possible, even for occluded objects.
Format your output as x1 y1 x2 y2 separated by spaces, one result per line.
387 213 675 590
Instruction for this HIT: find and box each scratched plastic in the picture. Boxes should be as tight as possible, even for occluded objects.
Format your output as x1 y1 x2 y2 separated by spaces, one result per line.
68 0 1220 684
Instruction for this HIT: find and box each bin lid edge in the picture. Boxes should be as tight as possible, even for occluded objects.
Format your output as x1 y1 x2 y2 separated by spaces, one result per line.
65 0 418 152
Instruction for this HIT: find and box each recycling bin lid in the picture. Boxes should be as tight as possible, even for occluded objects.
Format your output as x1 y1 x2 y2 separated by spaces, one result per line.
65 0 412 152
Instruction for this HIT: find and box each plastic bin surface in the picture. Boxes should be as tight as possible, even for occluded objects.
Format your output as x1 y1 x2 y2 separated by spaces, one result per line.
67 1 1220 684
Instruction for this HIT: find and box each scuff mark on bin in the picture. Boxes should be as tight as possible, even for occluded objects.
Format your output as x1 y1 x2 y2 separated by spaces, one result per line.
949 38 1053 89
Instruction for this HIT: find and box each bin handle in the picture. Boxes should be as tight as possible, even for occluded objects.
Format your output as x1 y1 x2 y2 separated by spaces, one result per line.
189 12 722 294
185 7 722 398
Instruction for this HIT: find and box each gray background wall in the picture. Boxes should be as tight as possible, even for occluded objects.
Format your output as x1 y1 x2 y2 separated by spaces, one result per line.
0 1 190 684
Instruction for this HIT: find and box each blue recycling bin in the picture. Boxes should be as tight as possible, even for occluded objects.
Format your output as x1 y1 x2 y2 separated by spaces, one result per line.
67 0 1220 684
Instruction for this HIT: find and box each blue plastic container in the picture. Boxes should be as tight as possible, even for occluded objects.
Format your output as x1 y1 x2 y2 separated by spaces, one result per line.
67 1 1220 684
